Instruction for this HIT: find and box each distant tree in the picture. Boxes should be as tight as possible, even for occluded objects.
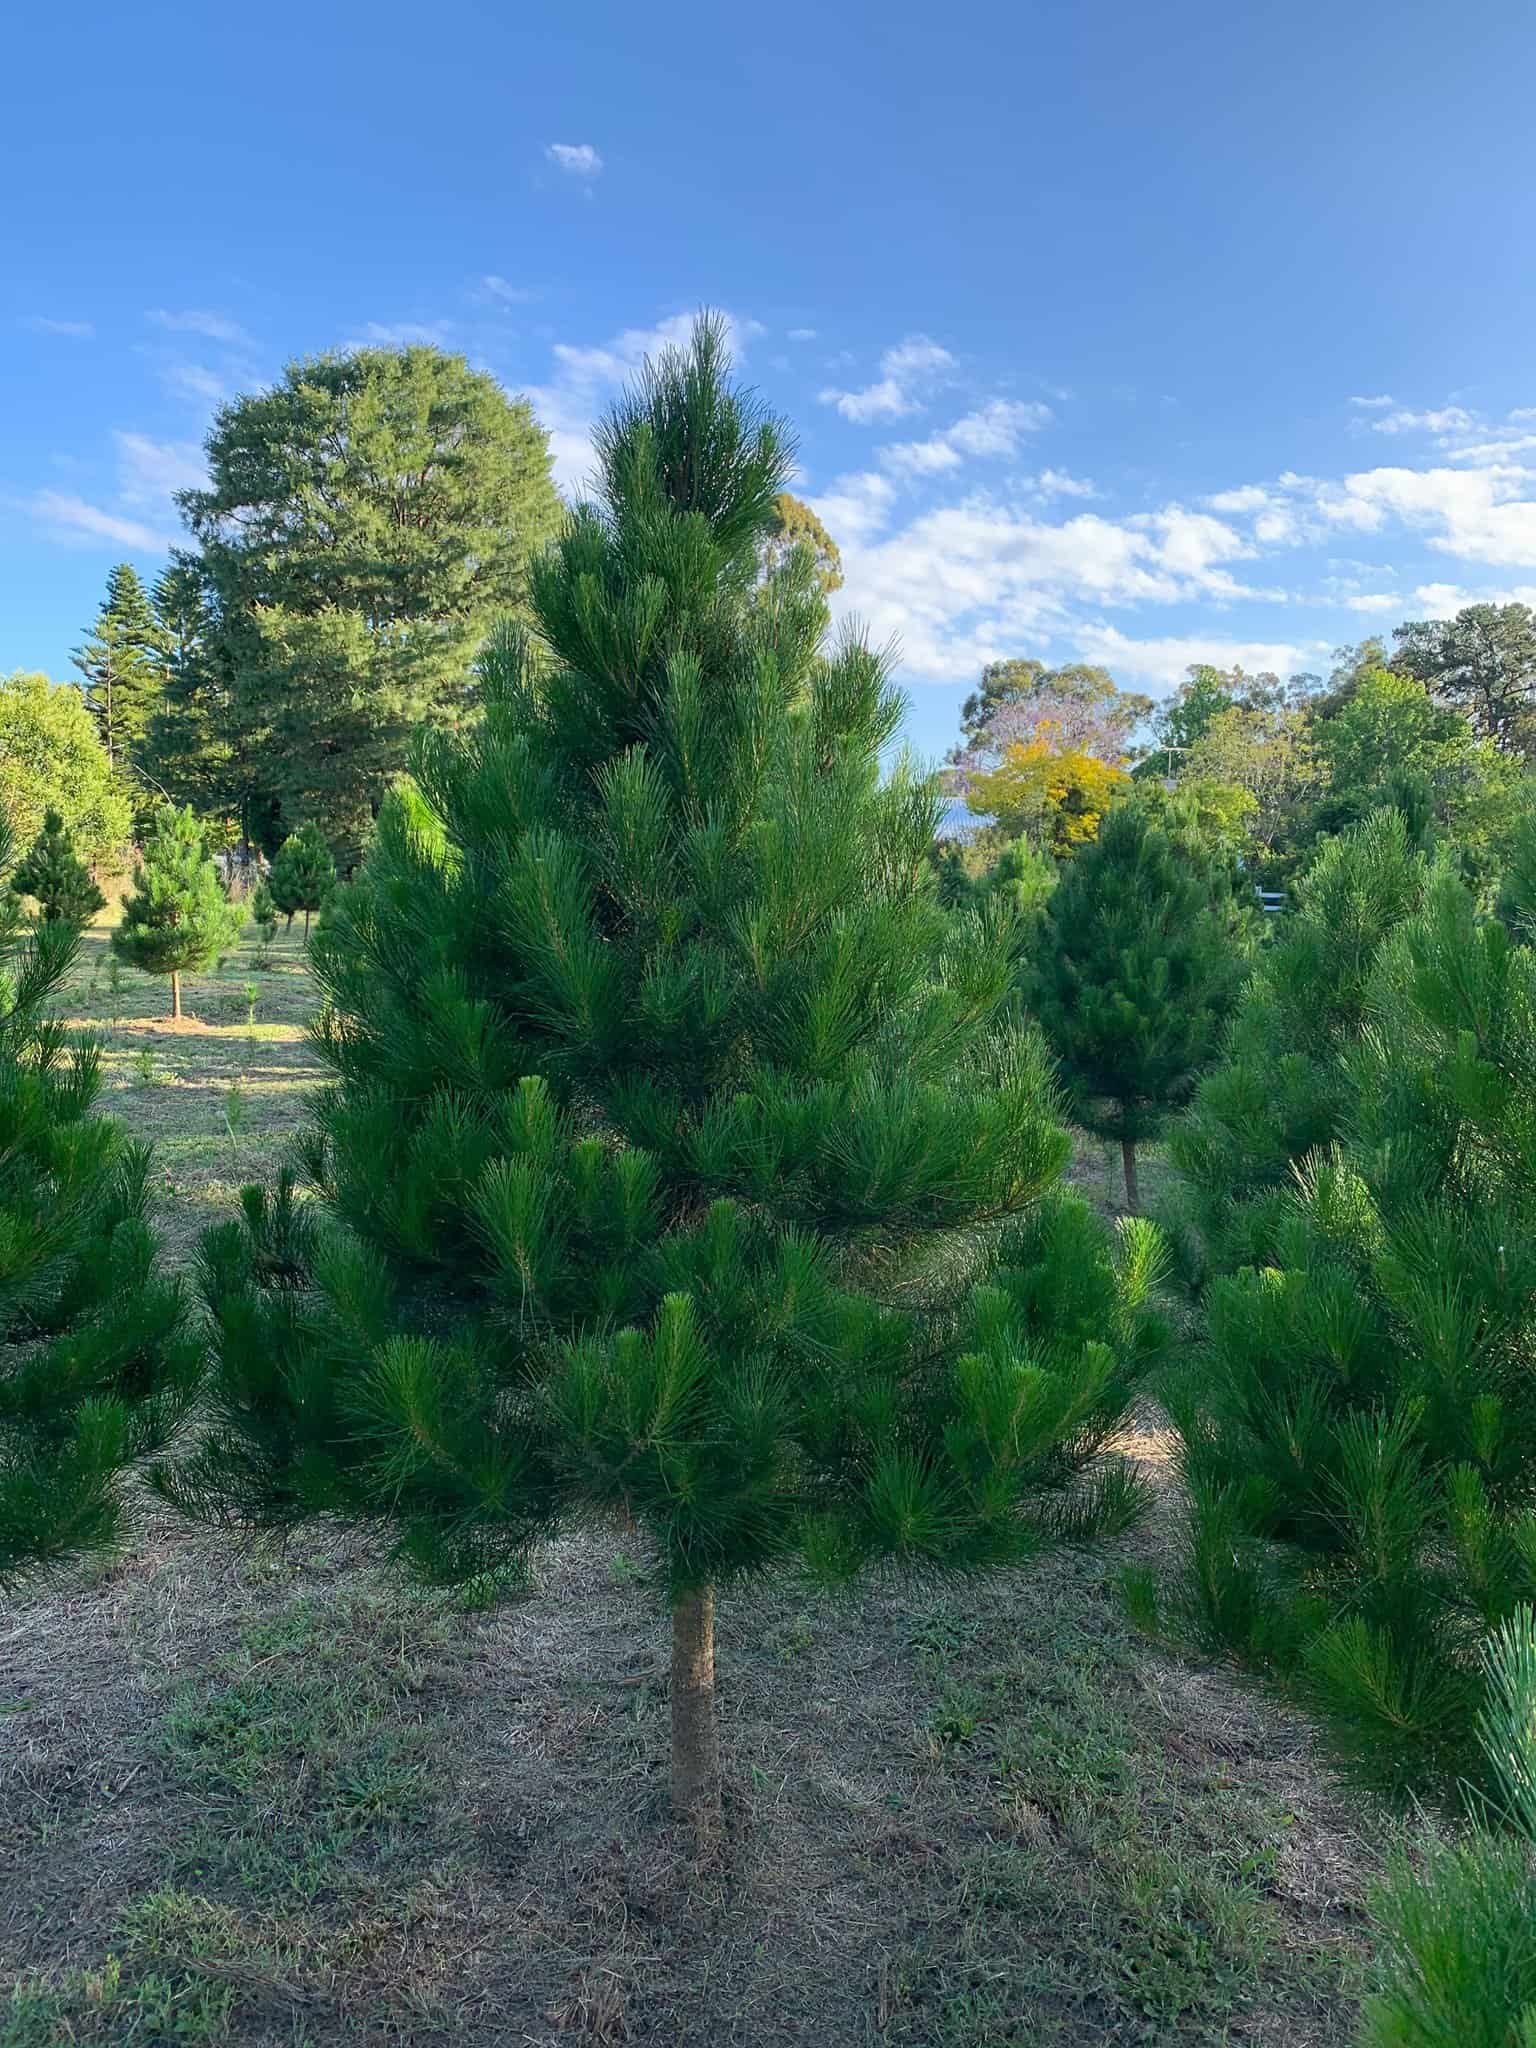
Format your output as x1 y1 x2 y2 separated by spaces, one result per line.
111 806 243 1020
0 810 201 1583
958 659 1152 757
10 810 105 926
0 671 131 864
760 492 843 592
1023 804 1247 1211
138 558 269 847
267 822 335 936
1395 602 1536 757
72 563 161 772
1182 700 1322 883
179 346 564 854
966 724 1130 856
250 882 280 953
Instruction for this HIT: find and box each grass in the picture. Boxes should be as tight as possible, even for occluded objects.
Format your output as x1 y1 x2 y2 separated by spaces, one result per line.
0 913 1412 2042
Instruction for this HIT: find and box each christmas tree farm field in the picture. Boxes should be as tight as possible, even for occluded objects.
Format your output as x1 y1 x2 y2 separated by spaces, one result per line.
2 1381 1405 2042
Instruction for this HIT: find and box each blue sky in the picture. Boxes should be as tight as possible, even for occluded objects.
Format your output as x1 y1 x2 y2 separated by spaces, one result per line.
7 0 1536 761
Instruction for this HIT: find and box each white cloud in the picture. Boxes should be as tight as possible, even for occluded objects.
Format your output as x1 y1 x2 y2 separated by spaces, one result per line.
1071 626 1319 689
820 333 956 424
28 316 94 339
147 308 254 346
113 431 206 507
787 327 818 341
1340 591 1401 614
160 363 233 405
1033 469 1098 500
546 142 603 178
1370 405 1478 437
480 276 540 305
29 491 174 551
354 320 455 348
1349 394 1395 409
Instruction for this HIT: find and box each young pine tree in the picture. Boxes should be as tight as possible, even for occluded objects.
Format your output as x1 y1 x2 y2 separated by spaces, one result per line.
164 320 1168 1833
1165 810 1430 1287
0 811 201 1583
112 806 243 1021
249 882 280 955
1160 866 1536 1797
267 822 336 937
10 809 106 927
72 562 161 773
1022 802 1248 1213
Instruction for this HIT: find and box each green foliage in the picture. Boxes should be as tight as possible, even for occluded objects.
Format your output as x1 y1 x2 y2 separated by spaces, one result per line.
136 557 266 844
165 319 1165 1813
111 806 243 1018
71 562 161 774
1395 601 1536 759
1360 1610 1536 2046
1165 863 1536 1795
761 491 843 592
249 882 279 946
1022 802 1249 1208
0 671 131 865
957 657 1152 758
10 809 104 926
179 345 564 855
1166 810 1431 1286
0 811 201 1585
267 821 336 935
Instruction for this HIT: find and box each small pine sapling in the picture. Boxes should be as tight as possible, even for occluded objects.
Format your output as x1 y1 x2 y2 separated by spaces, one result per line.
111 805 243 1021
10 809 106 927
267 823 335 938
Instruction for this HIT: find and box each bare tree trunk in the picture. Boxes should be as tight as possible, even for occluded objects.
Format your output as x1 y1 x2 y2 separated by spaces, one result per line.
671 1584 721 1835
303 906 312 940
170 970 182 1022
1121 1136 1140 1215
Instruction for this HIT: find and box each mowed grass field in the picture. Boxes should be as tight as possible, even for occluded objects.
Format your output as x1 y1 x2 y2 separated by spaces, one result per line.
0 911 1411 2046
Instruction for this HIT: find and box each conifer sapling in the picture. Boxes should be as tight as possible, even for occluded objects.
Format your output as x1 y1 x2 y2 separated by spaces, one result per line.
112 805 243 1020
10 809 106 927
267 822 335 938
165 320 1167 1834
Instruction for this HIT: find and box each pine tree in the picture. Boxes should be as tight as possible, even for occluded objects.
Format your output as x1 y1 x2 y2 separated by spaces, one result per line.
10 810 105 926
267 822 335 937
1165 811 1430 1286
1158 865 1536 1796
138 558 266 845
163 320 1168 1834
249 882 279 955
1022 802 1248 1212
72 564 160 773
0 810 201 1583
112 806 243 1020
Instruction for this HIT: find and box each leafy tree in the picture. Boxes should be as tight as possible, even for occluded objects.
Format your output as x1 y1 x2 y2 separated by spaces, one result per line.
111 806 243 1020
179 346 564 854
958 658 1151 757
1134 775 1259 863
965 725 1130 856
72 563 161 772
267 821 335 936
761 492 843 592
1182 700 1322 884
1022 803 1247 1212
138 558 269 846
10 810 105 926
1395 602 1536 757
163 318 1168 1835
1165 811 1430 1287
1158 868 1536 1797
0 672 131 865
1139 663 1241 775
0 810 200 1583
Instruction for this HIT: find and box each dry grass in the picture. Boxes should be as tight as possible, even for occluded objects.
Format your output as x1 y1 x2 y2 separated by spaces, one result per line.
0 927 1405 2045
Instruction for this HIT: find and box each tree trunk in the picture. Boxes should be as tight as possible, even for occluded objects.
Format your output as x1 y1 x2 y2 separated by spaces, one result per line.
1120 1136 1140 1215
170 970 182 1022
303 907 312 939
671 1583 721 1835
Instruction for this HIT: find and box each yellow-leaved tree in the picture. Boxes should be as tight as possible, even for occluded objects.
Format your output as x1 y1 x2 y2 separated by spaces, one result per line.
966 718 1130 855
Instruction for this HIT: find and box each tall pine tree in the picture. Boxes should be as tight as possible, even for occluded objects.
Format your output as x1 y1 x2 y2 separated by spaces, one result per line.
0 810 201 1582
138 557 269 846
72 563 160 773
164 320 1168 1833
112 806 243 1020
1022 802 1248 1212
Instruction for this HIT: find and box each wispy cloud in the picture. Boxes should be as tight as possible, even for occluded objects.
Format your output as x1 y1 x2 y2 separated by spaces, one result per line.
879 398 1051 476
27 316 94 339
1370 405 1477 436
29 490 175 551
787 327 818 342
546 142 603 178
820 334 956 424
147 307 254 347
1349 394 1395 409
353 320 456 348
160 362 234 406
113 431 206 507
480 276 540 306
